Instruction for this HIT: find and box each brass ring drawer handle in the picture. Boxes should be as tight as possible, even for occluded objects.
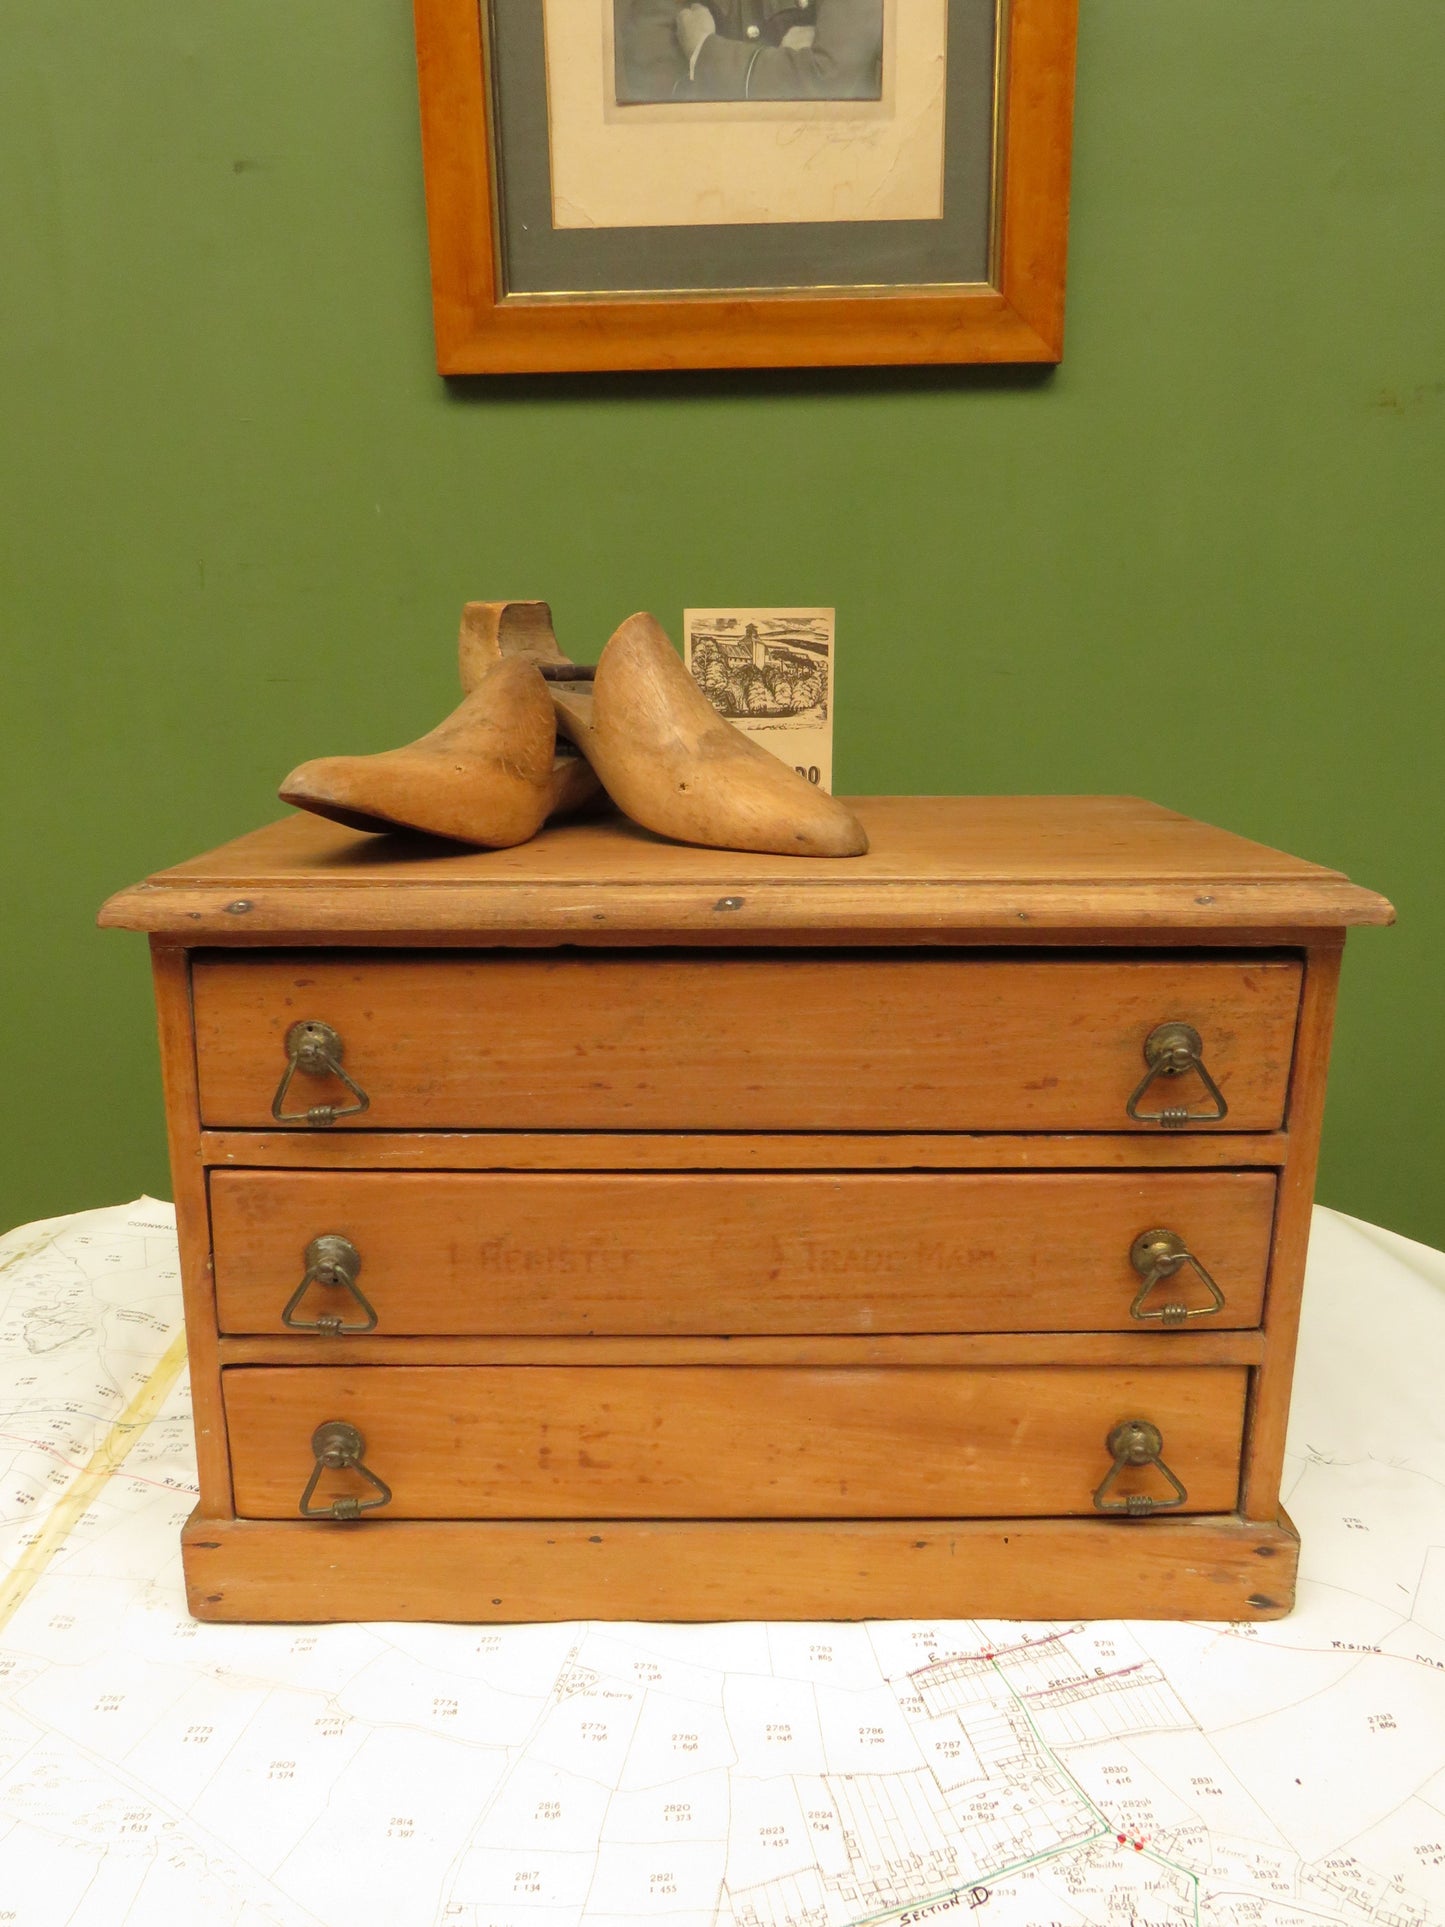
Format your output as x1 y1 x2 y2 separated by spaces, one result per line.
1092 1419 1188 1515
1126 1022 1228 1128
299 1421 392 1520
271 1020 371 1128
1128 1228 1225 1325
282 1235 378 1335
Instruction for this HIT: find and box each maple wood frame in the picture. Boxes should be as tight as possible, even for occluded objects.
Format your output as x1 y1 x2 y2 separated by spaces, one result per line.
412 0 1079 374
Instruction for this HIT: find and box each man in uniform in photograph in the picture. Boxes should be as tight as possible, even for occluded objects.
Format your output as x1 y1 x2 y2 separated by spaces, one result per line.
615 0 884 104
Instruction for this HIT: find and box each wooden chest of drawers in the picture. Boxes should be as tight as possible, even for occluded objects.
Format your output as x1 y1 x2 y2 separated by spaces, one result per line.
101 796 1391 1623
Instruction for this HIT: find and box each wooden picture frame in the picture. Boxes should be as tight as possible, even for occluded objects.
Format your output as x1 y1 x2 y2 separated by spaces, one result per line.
413 0 1078 374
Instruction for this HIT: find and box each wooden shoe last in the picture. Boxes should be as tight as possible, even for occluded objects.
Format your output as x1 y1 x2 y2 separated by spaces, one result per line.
460 600 868 858
551 613 869 858
278 657 578 848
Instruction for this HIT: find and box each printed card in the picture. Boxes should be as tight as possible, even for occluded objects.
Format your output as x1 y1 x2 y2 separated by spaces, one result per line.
684 607 836 792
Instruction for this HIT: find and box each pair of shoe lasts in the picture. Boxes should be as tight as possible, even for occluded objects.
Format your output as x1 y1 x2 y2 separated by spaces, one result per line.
278 606 869 858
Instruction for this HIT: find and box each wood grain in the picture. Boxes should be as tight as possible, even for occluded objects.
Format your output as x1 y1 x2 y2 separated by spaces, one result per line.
191 951 1304 1133
216 1331 1268 1369
150 943 232 1515
201 1128 1291 1171
210 1168 1277 1336
1241 943 1343 1518
222 1363 1248 1520
98 797 1395 940
411 0 1077 373
181 1511 1300 1623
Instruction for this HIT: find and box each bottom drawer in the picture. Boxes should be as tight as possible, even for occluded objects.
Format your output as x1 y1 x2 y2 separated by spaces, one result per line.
224 1365 1247 1521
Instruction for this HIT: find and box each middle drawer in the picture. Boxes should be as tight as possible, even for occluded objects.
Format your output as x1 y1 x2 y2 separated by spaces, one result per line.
211 1168 1276 1336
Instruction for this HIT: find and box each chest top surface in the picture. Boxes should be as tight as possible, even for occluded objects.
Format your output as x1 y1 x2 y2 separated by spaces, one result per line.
98 795 1392 941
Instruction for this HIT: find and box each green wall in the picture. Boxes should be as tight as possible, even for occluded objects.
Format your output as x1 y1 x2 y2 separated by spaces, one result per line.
2 2 1440 1245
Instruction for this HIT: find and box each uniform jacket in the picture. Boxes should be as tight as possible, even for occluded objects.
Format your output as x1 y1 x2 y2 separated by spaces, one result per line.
616 0 883 103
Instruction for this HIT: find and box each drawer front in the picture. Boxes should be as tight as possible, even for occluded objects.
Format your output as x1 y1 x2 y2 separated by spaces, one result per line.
224 1364 1247 1519
211 1169 1277 1336
192 951 1302 1132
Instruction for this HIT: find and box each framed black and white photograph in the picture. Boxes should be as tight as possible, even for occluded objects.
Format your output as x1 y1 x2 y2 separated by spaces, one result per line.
414 0 1078 373
614 2 886 105
547 0 950 242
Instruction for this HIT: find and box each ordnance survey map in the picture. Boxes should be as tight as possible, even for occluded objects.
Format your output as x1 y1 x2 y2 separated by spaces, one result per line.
2 1199 1444 1927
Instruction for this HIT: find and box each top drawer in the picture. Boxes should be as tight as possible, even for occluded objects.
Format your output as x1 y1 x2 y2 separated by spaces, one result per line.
192 950 1301 1133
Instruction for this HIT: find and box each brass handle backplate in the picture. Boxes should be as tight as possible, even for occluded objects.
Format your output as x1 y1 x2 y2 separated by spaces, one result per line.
1092 1419 1188 1516
1128 1228 1226 1325
299 1420 392 1520
282 1234 377 1335
1126 1022 1229 1128
271 1020 371 1128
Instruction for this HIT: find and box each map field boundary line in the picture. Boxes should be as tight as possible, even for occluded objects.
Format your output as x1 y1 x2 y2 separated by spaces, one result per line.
0 1328 189 1632
0 1227 60 1277
854 1823 1113 1926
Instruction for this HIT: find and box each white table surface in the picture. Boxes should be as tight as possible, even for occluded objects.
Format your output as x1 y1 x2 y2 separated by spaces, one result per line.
1 1198 1442 1927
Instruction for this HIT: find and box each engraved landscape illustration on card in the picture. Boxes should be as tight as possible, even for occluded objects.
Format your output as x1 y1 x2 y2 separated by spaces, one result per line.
685 606 835 790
